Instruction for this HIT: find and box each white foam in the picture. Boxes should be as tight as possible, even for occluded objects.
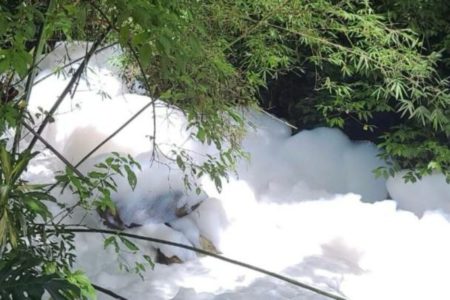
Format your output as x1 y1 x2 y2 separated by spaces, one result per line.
27 42 450 300
387 172 450 217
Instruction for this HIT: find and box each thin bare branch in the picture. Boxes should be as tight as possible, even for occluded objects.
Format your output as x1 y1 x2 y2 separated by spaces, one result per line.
74 99 156 169
58 227 347 300
90 1 159 163
92 283 127 300
22 121 85 178
260 109 298 130
33 43 119 86
27 26 111 152
126 46 158 162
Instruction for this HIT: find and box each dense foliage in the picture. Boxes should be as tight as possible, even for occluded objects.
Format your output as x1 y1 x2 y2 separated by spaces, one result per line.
0 0 449 298
241 0 450 182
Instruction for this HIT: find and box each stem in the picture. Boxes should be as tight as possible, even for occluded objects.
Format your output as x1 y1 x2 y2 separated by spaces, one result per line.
90 1 159 162
27 26 111 152
43 98 155 195
92 283 127 300
73 99 155 169
33 43 118 86
260 109 298 130
57 227 347 300
22 122 85 178
12 0 54 154
126 46 157 160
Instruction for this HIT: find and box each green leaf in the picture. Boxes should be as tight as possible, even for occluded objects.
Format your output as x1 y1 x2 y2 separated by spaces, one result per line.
88 171 106 179
176 155 185 171
24 191 57 202
124 165 137 190
196 127 206 142
119 236 139 252
139 44 152 67
143 255 155 269
104 236 116 249
156 35 171 55
195 187 202 195
66 270 97 300
24 198 52 221
11 151 37 183
0 145 12 183
427 161 441 171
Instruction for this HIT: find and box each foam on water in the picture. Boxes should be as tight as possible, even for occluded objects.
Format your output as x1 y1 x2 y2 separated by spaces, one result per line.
387 172 450 217
27 43 450 300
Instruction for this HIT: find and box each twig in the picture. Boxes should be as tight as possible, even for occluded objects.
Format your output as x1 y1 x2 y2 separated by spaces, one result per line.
27 26 111 152
92 283 127 300
44 97 156 197
73 99 155 169
89 1 158 162
22 121 85 178
43 98 155 221
33 43 119 86
259 109 298 130
126 46 157 162
58 227 347 300
21 123 85 225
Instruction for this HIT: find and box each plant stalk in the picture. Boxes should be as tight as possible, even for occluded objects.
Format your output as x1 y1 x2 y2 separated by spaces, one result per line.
27 26 111 152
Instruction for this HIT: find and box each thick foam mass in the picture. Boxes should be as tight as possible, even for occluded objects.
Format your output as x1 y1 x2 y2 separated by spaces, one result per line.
238 124 388 202
387 172 450 217
27 43 450 300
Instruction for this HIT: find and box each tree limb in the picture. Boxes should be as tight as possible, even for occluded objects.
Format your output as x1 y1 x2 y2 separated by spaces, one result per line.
56 227 347 300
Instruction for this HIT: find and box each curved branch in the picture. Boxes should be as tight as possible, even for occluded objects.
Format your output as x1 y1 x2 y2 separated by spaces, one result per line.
55 227 347 300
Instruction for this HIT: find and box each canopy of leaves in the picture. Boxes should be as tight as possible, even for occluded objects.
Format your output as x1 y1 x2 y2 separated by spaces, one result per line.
1 0 449 181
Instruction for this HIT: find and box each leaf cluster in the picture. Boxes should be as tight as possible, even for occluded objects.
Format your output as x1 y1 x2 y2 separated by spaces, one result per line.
201 0 449 180
0 252 81 300
0 142 94 299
